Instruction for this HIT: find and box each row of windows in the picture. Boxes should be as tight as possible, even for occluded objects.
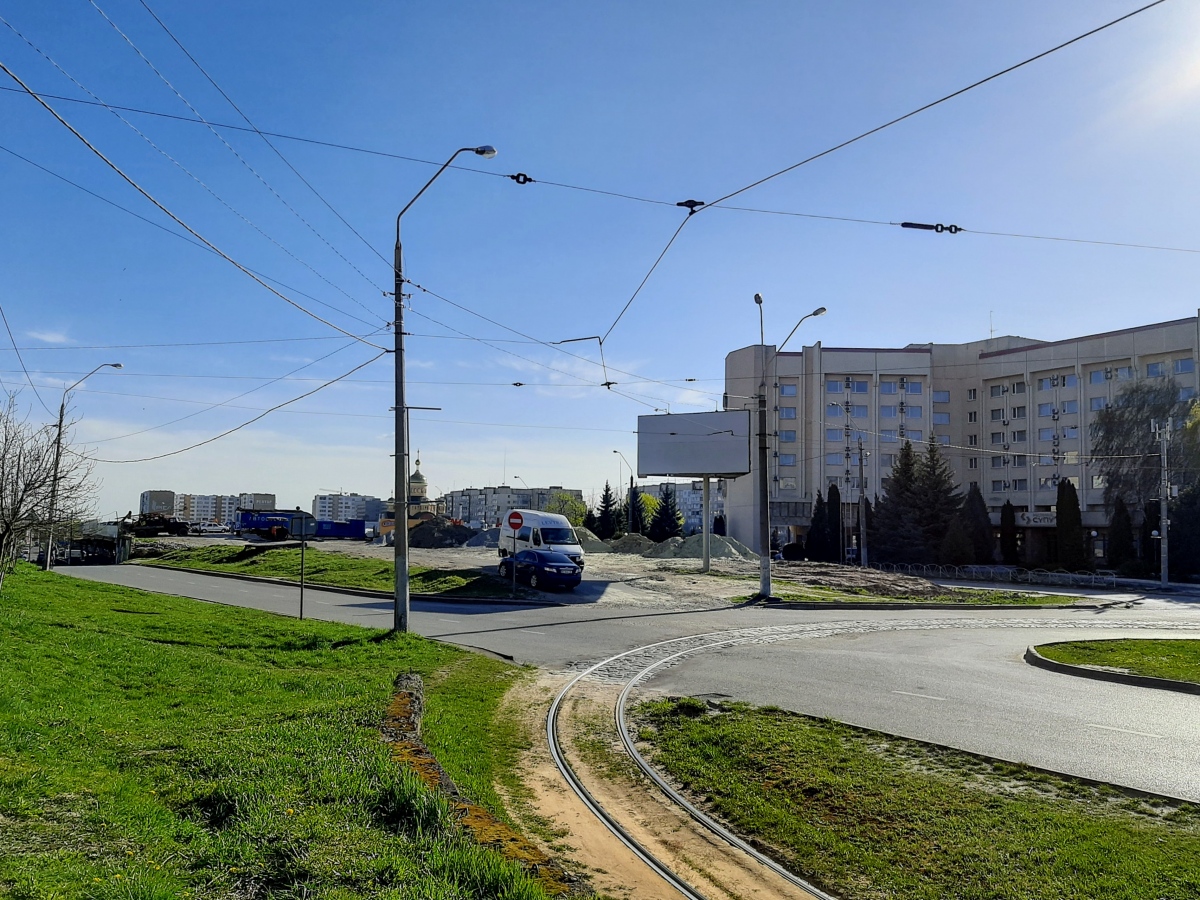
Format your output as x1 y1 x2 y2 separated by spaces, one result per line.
826 379 924 395
989 476 1084 493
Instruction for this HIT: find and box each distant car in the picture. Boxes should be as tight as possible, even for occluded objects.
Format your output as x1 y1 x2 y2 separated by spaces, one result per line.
498 549 582 591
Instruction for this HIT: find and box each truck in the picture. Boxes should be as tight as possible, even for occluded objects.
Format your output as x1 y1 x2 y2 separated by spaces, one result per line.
313 519 366 540
233 509 298 541
498 510 585 568
126 513 190 537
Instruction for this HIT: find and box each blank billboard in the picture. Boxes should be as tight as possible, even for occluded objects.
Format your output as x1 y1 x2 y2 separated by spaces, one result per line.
637 410 751 477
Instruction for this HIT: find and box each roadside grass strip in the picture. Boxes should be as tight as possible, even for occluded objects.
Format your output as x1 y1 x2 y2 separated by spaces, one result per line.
144 544 507 598
635 698 1200 900
1035 639 1200 685
739 584 1079 605
0 564 550 898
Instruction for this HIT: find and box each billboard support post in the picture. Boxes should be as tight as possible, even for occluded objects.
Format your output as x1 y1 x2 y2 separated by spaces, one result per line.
702 476 711 573
757 373 771 598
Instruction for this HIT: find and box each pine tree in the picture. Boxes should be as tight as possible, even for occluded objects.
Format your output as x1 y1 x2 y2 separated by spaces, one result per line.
914 436 963 559
1000 501 1020 565
628 486 647 535
806 491 829 562
595 481 618 540
1056 479 1087 570
939 515 974 565
826 482 843 563
648 484 684 543
872 441 924 563
962 483 994 564
1168 486 1200 578
1107 496 1135 569
582 508 598 534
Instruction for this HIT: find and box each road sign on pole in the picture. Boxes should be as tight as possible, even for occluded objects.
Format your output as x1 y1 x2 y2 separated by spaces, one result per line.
507 511 524 531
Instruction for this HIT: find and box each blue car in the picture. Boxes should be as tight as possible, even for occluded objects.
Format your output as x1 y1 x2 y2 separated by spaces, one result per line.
498 549 582 591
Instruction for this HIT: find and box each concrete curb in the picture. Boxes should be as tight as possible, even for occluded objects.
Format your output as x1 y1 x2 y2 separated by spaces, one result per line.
131 562 565 607
760 599 1103 611
1024 644 1200 696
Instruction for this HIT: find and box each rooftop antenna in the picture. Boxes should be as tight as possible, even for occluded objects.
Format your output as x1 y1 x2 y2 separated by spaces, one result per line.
989 311 995 339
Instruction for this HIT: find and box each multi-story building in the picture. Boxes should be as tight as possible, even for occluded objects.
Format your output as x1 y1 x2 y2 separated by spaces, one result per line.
239 493 276 511
139 490 175 515
637 480 726 534
441 484 584 529
724 314 1199 564
140 490 273 522
311 492 383 522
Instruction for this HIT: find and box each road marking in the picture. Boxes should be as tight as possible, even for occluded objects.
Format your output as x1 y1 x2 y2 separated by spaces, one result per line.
438 617 460 622
520 629 546 635
1087 723 1163 739
891 690 946 701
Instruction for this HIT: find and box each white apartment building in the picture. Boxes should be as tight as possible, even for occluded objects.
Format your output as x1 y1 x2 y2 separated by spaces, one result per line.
441 485 584 529
724 314 1199 564
638 480 726 534
311 492 383 522
139 489 274 522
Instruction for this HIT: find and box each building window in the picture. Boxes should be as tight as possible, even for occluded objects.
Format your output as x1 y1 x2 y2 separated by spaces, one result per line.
1012 455 1028 467
990 385 1004 398
1061 399 1078 415
825 453 841 465
1147 361 1166 378
826 380 843 393
1013 382 1026 394
933 412 950 425
1038 428 1055 441
992 456 1006 468
880 381 898 394
991 408 1005 421
1038 477 1058 489
1091 474 1107 489
780 477 797 490
779 430 797 442
937 435 950 445
967 388 977 401
779 383 797 397
968 434 978 446
1181 387 1197 401
1175 358 1195 375
968 458 979 469
1089 370 1105 384
1038 403 1054 417
933 390 950 403
908 429 923 441
991 480 1006 492
906 381 922 394
1037 377 1054 391
1013 479 1028 491
1011 406 1026 419
967 410 978 423
877 453 894 467
907 405 923 419
1011 429 1027 442
825 428 841 441
991 432 1005 444
851 380 868 393
850 405 868 418
1116 366 1133 381
1090 396 1107 411
779 454 797 466
1064 374 1078 387
1063 426 1079 439
779 407 797 419
850 429 868 442
881 430 898 443
880 405 898 418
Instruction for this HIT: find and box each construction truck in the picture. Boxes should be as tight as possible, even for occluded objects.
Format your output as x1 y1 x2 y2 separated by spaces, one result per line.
122 512 190 538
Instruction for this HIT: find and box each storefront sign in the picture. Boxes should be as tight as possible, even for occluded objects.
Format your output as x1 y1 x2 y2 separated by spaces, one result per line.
1017 511 1056 527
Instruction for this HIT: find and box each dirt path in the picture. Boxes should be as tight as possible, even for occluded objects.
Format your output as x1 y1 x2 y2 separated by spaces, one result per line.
498 673 818 899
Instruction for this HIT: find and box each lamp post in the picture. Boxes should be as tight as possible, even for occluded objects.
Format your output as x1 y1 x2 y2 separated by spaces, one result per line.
392 144 496 632
753 294 826 599
613 450 634 533
44 362 122 570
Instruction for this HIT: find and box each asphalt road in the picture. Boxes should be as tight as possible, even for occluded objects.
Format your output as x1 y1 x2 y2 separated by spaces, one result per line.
65 565 1200 800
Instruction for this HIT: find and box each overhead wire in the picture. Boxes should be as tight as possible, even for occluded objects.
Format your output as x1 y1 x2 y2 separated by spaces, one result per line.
0 15 386 328
0 59 388 349
0 302 52 415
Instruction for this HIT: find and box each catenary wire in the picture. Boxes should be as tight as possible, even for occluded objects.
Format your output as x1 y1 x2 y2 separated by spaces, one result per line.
0 60 388 349
0 302 52 415
0 16 385 326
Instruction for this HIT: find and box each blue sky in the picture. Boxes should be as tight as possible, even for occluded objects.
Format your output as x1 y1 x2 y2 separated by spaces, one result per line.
2 1 1198 517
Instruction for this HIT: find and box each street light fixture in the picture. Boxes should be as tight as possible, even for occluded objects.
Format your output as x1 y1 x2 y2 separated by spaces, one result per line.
44 362 122 570
392 145 497 632
754 296 827 599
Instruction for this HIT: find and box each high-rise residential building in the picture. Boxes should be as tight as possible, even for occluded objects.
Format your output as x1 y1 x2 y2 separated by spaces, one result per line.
723 313 1199 565
638 480 726 534
441 484 584 528
311 492 382 521
138 489 274 522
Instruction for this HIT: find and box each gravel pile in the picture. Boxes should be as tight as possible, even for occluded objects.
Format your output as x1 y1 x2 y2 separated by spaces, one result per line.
642 533 759 560
464 527 500 548
409 518 477 549
575 526 613 553
607 533 655 554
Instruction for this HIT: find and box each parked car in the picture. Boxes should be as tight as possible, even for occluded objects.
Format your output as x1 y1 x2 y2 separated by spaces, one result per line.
497 549 582 591
498 510 585 568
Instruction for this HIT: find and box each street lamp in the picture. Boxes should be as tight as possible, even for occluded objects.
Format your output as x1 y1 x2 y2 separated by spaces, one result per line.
754 296 826 599
393 145 496 632
613 450 634 533
44 362 122 570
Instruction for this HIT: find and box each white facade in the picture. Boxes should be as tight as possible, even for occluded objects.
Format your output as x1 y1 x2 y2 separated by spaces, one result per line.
312 492 381 521
441 485 584 528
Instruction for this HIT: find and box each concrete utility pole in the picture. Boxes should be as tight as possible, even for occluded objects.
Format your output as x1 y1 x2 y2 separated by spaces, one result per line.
1152 417 1172 588
857 435 869 567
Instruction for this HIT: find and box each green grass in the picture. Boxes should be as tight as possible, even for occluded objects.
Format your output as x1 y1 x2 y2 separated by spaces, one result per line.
144 545 515 598
1036 639 1200 684
0 563 549 898
738 584 1080 605
636 698 1200 900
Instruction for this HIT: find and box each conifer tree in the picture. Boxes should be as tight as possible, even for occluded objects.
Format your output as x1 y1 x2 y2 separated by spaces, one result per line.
595 481 618 540
806 491 829 562
962 483 994 564
1056 479 1087 570
914 436 963 558
648 484 684 543
872 441 924 563
583 508 598 534
939 515 974 565
1107 496 1135 569
628 486 647 535
1000 501 1020 565
826 482 843 563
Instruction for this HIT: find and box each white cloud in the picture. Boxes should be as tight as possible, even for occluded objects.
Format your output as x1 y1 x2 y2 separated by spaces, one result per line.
26 330 70 344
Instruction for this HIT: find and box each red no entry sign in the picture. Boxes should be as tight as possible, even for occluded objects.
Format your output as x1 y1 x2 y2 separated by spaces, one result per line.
507 511 524 530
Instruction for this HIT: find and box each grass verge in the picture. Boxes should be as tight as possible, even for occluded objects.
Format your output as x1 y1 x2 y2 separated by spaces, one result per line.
635 698 1200 900
143 544 515 598
0 563 550 898
739 584 1080 605
1036 638 1200 684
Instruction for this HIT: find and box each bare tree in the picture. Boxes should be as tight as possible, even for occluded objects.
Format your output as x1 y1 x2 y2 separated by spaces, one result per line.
0 393 96 589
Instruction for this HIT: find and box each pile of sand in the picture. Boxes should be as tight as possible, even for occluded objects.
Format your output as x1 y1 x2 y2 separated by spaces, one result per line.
642 533 759 560
608 533 655 554
464 527 500 548
409 518 477 549
574 526 612 553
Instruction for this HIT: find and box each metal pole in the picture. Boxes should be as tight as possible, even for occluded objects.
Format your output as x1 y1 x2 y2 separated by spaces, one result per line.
394 236 410 632
702 475 711 574
300 525 306 620
858 436 868 567
757 350 771 598
1159 418 1171 588
43 399 66 571
511 528 518 598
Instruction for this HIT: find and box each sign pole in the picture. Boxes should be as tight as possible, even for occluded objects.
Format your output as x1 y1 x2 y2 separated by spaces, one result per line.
507 510 523 599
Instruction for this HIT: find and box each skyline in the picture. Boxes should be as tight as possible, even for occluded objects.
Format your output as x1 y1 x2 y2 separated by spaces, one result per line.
2 1 1199 517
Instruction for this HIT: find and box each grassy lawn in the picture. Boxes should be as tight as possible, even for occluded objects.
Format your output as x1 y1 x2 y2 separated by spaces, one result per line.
636 698 1200 900
143 545 513 598
0 563 549 898
1036 639 1200 684
741 584 1080 605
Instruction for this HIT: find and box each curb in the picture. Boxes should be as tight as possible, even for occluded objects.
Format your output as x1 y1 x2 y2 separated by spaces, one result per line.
131 562 565 607
1024 644 1200 696
760 599 1103 611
